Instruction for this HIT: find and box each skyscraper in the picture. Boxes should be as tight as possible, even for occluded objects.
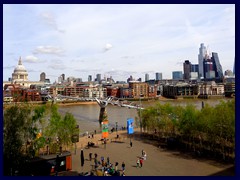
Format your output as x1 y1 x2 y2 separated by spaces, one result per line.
211 52 223 80
61 74 65 81
88 75 92 82
183 60 191 80
96 74 101 83
156 72 162 81
40 72 46 82
203 58 215 79
145 73 149 82
198 43 207 79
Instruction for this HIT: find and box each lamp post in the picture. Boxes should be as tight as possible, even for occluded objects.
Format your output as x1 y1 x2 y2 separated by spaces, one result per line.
139 94 143 134
115 122 118 137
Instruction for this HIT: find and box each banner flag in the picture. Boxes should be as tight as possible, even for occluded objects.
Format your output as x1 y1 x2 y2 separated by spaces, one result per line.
102 120 109 138
127 118 134 134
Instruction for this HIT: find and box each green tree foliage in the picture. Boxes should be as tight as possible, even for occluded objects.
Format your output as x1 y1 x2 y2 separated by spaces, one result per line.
4 105 31 175
140 99 235 160
4 104 78 175
45 104 78 152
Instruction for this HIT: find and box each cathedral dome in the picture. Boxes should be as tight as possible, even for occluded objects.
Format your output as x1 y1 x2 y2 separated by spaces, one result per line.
14 57 27 72
12 57 28 81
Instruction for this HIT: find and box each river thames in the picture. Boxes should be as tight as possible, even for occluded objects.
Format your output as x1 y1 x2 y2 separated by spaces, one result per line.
58 98 229 134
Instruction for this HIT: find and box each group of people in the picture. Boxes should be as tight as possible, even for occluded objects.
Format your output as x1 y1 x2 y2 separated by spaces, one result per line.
136 150 147 168
85 130 97 139
88 152 126 176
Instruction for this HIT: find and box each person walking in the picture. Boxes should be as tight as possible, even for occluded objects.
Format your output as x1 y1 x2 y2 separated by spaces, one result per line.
136 158 140 168
143 152 147 160
115 162 119 171
101 156 105 166
94 158 98 169
121 162 125 172
89 152 92 161
140 158 143 168
130 141 133 148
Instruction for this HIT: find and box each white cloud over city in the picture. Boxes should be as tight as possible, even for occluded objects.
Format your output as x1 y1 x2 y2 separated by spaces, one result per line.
3 4 235 82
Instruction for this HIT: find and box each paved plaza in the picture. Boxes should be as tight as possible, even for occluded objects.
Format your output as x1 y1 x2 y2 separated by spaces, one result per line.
65 130 234 176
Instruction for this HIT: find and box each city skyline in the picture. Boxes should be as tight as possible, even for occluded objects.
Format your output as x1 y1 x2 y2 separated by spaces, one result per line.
3 4 235 82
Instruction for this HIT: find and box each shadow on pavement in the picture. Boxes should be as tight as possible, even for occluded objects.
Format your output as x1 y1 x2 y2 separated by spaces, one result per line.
209 166 235 176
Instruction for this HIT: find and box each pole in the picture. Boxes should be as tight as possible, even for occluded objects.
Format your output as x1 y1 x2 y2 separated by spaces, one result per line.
75 142 77 155
116 122 118 137
139 95 142 134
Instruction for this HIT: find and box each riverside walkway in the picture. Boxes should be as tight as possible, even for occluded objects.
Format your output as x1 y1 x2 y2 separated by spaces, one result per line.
63 129 234 176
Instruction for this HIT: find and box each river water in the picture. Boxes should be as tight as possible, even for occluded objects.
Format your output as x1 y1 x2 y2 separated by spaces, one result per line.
58 98 230 133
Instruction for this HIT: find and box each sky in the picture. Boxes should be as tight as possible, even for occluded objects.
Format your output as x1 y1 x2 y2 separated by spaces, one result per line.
3 4 235 82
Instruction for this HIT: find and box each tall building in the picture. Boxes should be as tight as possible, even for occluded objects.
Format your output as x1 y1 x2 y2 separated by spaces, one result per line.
12 56 28 82
145 73 149 82
211 52 223 80
172 71 183 80
203 58 215 79
198 43 207 79
156 72 162 80
40 72 46 82
183 60 191 80
61 74 65 81
96 74 101 83
88 75 92 82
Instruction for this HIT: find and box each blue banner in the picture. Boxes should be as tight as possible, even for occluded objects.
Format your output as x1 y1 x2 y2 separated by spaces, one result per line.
127 118 134 134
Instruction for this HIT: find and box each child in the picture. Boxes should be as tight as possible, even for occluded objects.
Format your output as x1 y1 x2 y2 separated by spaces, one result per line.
136 158 140 168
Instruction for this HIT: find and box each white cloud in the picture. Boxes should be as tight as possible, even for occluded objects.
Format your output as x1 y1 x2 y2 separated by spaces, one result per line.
40 12 65 33
24 55 45 63
33 46 65 56
104 43 113 52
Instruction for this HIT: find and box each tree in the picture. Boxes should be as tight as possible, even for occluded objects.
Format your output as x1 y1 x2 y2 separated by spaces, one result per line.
4 105 31 175
45 104 79 153
4 103 79 175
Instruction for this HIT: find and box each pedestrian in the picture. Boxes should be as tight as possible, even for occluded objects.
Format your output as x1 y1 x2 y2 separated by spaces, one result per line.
107 157 110 166
140 158 143 167
94 158 98 169
94 130 97 134
142 149 144 156
92 134 94 138
89 152 92 161
101 156 104 166
136 158 140 168
143 153 147 160
115 162 119 171
94 153 98 159
130 141 133 147
121 162 125 172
